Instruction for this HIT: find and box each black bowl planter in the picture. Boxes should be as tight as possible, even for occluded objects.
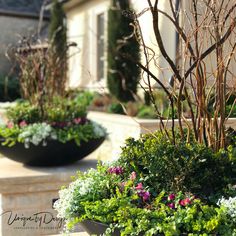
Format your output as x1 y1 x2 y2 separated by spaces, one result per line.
0 137 105 166
80 220 120 236
80 220 190 236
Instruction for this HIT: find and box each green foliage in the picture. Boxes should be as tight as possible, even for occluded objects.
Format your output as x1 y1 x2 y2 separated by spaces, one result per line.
117 131 236 197
6 101 41 124
107 0 141 102
0 75 21 102
74 91 95 108
0 120 106 148
107 103 125 114
55 121 105 146
46 97 87 123
54 164 123 229
225 94 236 118
1 96 106 147
6 97 88 124
136 105 157 119
54 136 236 234
81 196 235 236
0 125 20 147
75 186 235 235
208 92 236 118
226 104 236 117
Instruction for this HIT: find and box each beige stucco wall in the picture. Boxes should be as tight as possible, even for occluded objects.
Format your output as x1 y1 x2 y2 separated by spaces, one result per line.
66 0 110 91
0 15 48 77
65 0 176 91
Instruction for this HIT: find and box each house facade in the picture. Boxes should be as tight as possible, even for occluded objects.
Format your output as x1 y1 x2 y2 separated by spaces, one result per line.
0 0 49 77
64 0 236 92
64 0 177 91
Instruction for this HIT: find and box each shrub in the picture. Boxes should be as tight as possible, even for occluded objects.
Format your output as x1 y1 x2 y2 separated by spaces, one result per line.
54 159 236 235
74 91 95 108
136 105 157 119
107 0 140 102
208 92 236 118
116 131 236 198
0 76 21 102
6 96 88 124
49 0 67 89
6 101 41 124
107 103 124 115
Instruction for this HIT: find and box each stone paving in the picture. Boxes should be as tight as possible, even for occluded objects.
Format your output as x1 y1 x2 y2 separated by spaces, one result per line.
0 157 97 236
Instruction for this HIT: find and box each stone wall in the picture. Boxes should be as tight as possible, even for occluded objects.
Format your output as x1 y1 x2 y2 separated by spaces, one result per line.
88 111 236 161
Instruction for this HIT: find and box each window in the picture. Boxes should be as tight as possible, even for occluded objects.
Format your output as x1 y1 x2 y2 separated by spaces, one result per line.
96 13 105 81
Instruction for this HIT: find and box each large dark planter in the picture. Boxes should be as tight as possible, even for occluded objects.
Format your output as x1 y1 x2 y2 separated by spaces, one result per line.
0 137 105 166
80 220 191 236
80 220 120 236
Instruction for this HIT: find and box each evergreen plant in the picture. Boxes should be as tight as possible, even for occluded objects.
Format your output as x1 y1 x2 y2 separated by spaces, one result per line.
107 0 140 102
49 0 67 94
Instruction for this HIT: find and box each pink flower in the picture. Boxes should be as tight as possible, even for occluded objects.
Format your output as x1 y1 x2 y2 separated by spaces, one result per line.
168 193 175 201
130 172 136 181
167 202 175 209
179 198 191 207
19 120 27 127
73 118 81 124
135 183 143 190
7 122 14 129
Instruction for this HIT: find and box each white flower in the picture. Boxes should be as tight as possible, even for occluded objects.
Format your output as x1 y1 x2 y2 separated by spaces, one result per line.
19 123 58 146
218 196 236 222
54 168 110 231
91 121 106 137
54 177 94 219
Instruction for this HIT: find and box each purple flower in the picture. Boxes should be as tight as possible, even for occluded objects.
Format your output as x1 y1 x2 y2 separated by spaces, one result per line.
138 190 150 201
59 122 67 128
167 202 175 209
142 191 150 201
108 166 124 175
